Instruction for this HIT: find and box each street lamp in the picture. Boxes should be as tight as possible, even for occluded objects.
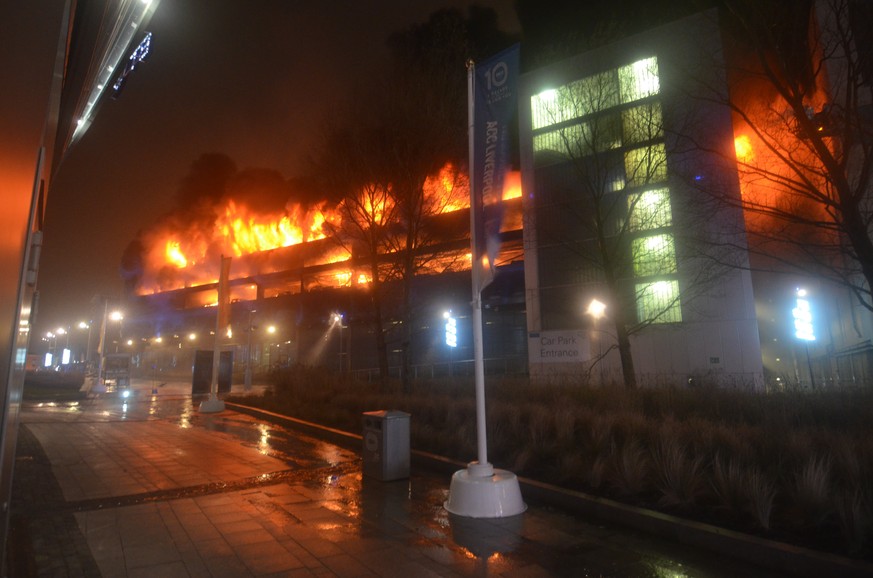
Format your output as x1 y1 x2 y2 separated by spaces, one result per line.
45 331 56 367
109 310 123 353
78 321 93 371
331 313 344 372
245 307 257 390
587 299 607 384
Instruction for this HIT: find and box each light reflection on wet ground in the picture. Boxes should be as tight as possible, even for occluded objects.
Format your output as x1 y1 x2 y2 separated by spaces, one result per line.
18 381 793 577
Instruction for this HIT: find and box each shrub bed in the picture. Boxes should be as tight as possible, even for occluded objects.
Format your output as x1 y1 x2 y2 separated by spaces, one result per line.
228 365 873 560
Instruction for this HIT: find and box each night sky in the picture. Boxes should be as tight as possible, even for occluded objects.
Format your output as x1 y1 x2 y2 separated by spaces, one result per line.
35 0 520 339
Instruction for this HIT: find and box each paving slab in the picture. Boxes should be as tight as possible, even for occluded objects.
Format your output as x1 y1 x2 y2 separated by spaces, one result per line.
9 380 800 577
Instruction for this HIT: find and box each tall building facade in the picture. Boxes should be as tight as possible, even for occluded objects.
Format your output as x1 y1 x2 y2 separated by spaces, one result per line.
519 11 765 387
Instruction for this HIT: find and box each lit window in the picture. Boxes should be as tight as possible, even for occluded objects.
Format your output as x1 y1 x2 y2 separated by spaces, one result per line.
632 234 677 277
619 57 660 103
566 71 619 117
531 88 562 130
622 102 663 144
624 144 667 186
531 71 620 130
636 280 682 323
629 188 672 230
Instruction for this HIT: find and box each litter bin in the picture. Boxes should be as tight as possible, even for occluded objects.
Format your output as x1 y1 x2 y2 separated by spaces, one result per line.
362 410 410 481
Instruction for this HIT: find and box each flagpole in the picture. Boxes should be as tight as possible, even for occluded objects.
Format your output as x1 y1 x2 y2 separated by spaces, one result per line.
444 53 524 519
468 59 490 471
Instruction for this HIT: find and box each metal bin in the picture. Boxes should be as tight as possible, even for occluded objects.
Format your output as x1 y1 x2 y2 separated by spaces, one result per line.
362 410 410 481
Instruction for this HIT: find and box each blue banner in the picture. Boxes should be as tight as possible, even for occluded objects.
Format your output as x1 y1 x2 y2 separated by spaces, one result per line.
471 44 519 290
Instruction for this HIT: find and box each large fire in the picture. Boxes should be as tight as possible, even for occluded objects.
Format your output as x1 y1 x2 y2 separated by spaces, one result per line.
136 164 521 295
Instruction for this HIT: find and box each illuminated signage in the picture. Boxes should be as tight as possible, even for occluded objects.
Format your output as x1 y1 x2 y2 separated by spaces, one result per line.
793 290 815 341
444 312 457 348
112 32 153 97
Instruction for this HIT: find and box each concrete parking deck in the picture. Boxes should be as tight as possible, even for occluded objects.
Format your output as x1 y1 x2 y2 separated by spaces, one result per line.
6 379 851 577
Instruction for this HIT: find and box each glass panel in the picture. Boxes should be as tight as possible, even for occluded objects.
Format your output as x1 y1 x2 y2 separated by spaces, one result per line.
628 188 672 231
566 70 620 117
632 234 676 277
622 102 663 145
624 143 667 186
619 57 660 103
531 88 566 130
636 280 682 323
531 71 620 130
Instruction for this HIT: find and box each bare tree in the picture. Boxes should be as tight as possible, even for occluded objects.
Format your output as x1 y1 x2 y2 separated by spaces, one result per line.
696 0 873 311
530 51 736 388
316 8 515 390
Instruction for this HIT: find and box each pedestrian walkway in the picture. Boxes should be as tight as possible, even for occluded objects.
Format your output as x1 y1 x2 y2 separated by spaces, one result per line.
10 381 793 577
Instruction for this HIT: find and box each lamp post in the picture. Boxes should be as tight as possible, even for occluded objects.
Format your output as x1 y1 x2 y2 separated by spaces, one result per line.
56 327 70 365
587 299 607 384
78 321 92 372
245 307 256 390
266 325 276 369
331 313 344 372
45 331 56 367
109 310 123 353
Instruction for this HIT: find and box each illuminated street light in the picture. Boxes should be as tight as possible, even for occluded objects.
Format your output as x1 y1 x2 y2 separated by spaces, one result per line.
108 311 124 353
587 298 606 319
587 299 607 384
331 313 345 372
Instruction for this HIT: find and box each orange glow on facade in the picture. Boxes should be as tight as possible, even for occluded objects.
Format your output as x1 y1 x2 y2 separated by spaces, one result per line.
734 135 753 163
502 170 522 200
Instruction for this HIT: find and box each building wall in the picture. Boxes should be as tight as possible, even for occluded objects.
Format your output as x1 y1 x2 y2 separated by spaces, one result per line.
519 11 764 387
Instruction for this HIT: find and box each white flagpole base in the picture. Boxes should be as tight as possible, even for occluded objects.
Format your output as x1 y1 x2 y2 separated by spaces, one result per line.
198 393 225 413
444 461 526 518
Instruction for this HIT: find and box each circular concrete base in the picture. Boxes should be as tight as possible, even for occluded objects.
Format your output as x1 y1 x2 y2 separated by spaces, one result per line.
198 395 225 413
444 462 526 518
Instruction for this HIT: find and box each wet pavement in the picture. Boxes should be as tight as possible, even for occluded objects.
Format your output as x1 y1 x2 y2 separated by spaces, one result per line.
10 379 791 577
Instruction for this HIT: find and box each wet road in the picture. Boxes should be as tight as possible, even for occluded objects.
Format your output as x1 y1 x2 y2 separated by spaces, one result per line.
11 380 790 577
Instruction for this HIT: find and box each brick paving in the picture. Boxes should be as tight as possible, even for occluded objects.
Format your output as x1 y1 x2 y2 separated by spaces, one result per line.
7 383 795 577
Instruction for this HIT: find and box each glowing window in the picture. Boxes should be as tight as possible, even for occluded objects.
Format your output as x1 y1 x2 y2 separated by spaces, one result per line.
632 234 677 277
636 280 682 323
619 57 660 103
531 88 564 130
566 71 619 117
629 188 672 231
533 125 583 163
531 71 619 130
624 143 667 186
622 102 663 144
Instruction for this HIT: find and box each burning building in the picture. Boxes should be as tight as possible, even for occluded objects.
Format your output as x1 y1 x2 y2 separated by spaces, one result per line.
126 2 873 388
124 164 527 378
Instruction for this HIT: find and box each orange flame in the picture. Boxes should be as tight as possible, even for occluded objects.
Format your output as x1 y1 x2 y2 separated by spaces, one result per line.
136 165 521 295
